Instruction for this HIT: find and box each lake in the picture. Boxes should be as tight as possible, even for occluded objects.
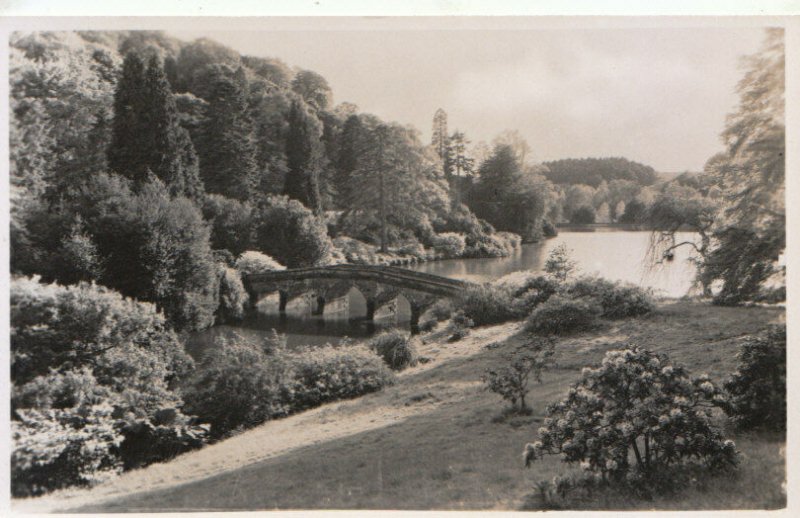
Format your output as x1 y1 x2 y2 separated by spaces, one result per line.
185 229 699 357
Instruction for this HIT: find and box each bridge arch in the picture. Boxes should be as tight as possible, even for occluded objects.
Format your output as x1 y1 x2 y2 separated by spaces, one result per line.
242 264 470 333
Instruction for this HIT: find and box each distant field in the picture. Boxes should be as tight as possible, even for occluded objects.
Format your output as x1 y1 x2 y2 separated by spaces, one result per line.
60 301 784 512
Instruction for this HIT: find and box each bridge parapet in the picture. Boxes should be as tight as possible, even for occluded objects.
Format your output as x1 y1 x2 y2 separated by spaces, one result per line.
242 264 472 332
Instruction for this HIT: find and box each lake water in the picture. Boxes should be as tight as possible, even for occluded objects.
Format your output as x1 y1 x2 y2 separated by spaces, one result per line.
185 229 700 357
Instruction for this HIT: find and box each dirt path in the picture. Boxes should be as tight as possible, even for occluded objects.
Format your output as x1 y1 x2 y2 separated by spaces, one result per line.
14 322 521 514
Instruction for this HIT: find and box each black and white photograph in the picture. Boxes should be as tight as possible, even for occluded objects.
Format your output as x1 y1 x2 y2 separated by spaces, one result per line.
2 6 795 515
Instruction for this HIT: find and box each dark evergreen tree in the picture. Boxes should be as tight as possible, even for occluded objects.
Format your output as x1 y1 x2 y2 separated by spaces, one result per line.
283 100 324 214
108 53 203 198
197 68 259 201
334 114 366 209
108 53 149 184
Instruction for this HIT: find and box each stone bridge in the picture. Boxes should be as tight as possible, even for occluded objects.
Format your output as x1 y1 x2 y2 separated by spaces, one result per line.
242 264 470 332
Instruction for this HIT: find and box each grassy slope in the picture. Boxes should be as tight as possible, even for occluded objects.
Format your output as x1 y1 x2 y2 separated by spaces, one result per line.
74 301 785 512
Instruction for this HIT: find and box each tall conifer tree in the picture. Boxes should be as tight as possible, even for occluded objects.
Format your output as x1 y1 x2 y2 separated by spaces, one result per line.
197 68 259 201
283 100 323 214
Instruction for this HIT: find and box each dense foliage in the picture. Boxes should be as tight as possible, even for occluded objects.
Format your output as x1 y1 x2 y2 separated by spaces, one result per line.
524 345 738 496
251 195 333 268
10 277 203 496
722 324 786 431
566 277 654 319
542 157 659 188
368 330 418 371
183 335 394 437
526 296 601 335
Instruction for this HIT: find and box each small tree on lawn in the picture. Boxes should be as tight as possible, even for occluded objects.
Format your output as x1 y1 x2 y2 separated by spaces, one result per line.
544 244 577 284
483 338 555 413
524 344 737 485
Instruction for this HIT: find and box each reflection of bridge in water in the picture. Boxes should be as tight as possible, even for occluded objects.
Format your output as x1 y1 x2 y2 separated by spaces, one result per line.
242 264 471 333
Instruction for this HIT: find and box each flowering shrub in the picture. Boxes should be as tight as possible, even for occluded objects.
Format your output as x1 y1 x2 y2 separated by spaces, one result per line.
566 277 654 319
524 345 738 488
722 324 786 431
234 250 286 276
12 404 123 497
431 232 467 258
482 339 555 412
368 330 418 371
526 295 601 335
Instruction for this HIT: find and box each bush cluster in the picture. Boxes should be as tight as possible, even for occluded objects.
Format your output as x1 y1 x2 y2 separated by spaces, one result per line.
455 284 517 326
566 277 654 319
183 335 394 437
722 324 786 431
526 296 601 335
234 250 286 276
10 277 203 497
367 330 418 371
431 232 467 258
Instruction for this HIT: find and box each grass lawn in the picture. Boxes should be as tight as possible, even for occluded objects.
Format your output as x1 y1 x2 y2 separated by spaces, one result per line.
71 300 785 512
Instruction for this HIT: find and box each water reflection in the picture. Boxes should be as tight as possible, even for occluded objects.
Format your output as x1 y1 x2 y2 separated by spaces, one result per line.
187 230 700 356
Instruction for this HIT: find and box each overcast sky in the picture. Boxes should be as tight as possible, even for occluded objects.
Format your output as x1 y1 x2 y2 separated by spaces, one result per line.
176 24 767 172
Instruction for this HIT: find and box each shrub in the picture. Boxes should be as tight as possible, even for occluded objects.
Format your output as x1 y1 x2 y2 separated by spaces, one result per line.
464 232 513 258
446 311 475 342
183 335 394 436
392 239 430 260
544 244 577 283
495 231 522 253
10 277 192 406
524 345 738 495
418 319 438 333
202 194 253 257
368 330 418 371
455 284 517 326
251 195 333 268
216 267 249 323
12 404 123 497
482 339 555 412
494 271 558 315
12 367 113 413
332 236 380 265
431 232 467 258
182 336 292 437
286 344 394 410
235 250 286 276
526 295 600 335
427 299 454 322
567 277 654 319
117 414 209 470
722 324 786 431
